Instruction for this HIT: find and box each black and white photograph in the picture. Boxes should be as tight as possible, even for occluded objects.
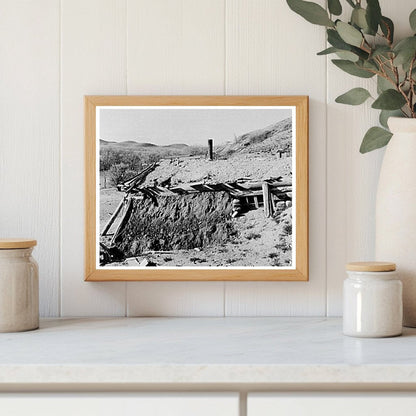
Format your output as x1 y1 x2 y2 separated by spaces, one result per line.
97 106 295 269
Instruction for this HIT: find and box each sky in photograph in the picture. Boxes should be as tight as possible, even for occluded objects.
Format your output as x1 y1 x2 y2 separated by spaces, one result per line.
99 107 292 146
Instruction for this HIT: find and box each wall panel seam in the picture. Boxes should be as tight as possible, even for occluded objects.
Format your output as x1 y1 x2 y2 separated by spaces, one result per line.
224 0 227 96
223 0 227 318
125 0 128 317
125 0 129 99
324 3 329 318
59 0 63 317
325 58 329 317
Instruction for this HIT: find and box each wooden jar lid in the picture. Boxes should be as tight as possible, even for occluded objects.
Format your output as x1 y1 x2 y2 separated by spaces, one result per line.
0 239 37 249
346 261 396 272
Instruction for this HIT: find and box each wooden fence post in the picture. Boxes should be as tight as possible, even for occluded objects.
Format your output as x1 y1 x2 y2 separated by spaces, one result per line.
208 138 214 160
101 196 125 236
262 182 273 217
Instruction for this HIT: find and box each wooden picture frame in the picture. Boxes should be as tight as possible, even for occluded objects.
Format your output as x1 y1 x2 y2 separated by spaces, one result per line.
85 96 308 281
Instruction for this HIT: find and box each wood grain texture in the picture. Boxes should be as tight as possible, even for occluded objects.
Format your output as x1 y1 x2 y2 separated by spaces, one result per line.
346 262 396 272
61 0 127 316
224 0 326 315
85 95 308 282
326 0 415 316
125 0 226 316
0 0 60 317
0 240 37 249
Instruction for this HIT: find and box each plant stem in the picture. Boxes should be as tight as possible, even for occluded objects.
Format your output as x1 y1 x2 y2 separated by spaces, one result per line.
408 57 416 117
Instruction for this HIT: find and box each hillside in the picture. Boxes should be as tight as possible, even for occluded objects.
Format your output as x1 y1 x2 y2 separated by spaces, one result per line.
100 139 190 152
217 117 292 156
140 117 293 186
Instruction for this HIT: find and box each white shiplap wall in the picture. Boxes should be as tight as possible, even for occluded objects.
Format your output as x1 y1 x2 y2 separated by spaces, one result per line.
0 0 60 317
1 0 412 317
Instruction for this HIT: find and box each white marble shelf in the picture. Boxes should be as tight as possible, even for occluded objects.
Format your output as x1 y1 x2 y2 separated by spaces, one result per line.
1 317 416 388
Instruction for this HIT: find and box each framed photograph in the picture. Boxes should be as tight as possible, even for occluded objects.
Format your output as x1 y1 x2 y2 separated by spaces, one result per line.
85 96 308 281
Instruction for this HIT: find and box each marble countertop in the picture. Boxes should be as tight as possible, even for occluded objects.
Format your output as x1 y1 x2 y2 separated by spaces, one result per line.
1 317 416 388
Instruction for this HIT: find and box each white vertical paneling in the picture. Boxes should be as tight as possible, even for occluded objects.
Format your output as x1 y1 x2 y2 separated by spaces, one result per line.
5 0 412 317
224 0 327 315
127 282 225 317
61 0 127 316
127 0 225 94
0 0 60 317
126 0 226 316
326 0 416 316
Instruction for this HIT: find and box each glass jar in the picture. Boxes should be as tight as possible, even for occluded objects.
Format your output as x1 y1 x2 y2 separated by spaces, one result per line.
0 239 39 332
343 262 402 338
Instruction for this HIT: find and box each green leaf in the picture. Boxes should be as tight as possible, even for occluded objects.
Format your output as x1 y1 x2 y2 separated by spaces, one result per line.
335 87 371 105
317 46 338 55
393 36 416 67
346 0 356 6
332 59 375 78
335 50 359 62
377 76 392 94
372 45 391 58
327 29 350 49
287 0 334 26
372 89 407 110
376 68 403 95
380 16 394 43
410 9 416 32
351 7 369 32
336 21 363 47
379 110 402 129
360 127 392 153
327 29 368 59
328 0 342 16
362 59 379 71
317 46 359 61
366 0 382 34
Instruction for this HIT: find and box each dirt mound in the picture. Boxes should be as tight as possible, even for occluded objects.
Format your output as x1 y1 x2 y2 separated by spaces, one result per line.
116 192 235 256
141 154 292 187
217 117 292 156
271 208 292 266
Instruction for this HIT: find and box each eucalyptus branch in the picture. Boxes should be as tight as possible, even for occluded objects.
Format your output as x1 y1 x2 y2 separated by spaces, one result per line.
287 0 416 152
362 37 372 52
408 57 416 117
395 74 413 117
376 58 399 89
391 59 400 85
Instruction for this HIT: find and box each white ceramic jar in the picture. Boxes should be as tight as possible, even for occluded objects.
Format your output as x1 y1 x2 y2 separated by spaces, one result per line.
343 262 402 338
0 239 39 332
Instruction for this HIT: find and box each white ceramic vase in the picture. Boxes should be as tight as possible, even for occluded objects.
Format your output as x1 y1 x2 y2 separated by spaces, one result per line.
375 117 416 327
